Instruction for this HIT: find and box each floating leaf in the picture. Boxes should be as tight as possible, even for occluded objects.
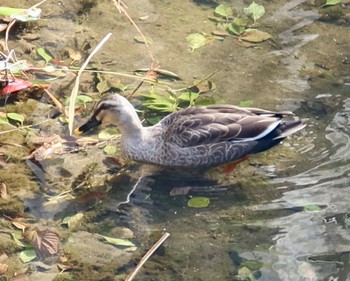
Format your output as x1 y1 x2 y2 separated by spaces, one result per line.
304 205 322 212
214 4 233 19
240 29 271 43
102 236 135 247
186 33 207 52
19 249 37 263
244 2 265 23
7 112 25 125
0 7 41 22
103 145 117 155
134 36 153 44
37 47 53 64
178 92 199 103
322 0 342 6
187 196 210 208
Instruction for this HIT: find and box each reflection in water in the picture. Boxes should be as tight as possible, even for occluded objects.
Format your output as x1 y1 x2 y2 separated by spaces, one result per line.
252 96 350 280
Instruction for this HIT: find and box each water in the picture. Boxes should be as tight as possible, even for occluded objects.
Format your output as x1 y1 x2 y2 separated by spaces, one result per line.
0 0 349 280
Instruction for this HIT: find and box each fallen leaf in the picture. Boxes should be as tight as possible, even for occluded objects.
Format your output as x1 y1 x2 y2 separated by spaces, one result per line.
187 196 210 208
0 182 9 200
57 263 73 272
0 263 8 274
24 228 59 256
186 33 208 52
19 250 36 263
0 79 32 95
240 29 271 43
12 220 29 232
212 30 229 37
22 33 40 41
67 48 83 61
102 235 135 247
0 252 8 263
243 1 265 22
214 4 233 19
134 36 153 44
62 213 84 229
322 0 342 6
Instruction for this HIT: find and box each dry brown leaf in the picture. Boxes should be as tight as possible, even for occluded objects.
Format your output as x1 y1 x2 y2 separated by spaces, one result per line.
239 29 272 43
22 33 40 41
24 228 59 256
0 252 8 263
12 220 29 232
57 263 73 272
0 182 9 200
67 48 83 61
0 263 8 274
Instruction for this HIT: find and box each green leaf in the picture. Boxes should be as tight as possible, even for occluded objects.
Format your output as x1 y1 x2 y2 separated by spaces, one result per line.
19 249 37 263
62 212 84 229
214 4 233 19
102 236 135 247
7 112 25 125
0 7 41 21
237 266 256 281
228 17 248 35
178 92 199 103
37 47 53 64
240 29 271 42
244 2 265 23
186 33 207 52
239 100 254 107
304 205 322 212
187 197 210 208
103 145 117 155
0 116 9 124
98 128 119 140
323 0 342 6
134 36 153 44
65 95 93 105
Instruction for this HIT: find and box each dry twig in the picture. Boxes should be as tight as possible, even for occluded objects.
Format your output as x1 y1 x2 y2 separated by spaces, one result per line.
125 232 171 281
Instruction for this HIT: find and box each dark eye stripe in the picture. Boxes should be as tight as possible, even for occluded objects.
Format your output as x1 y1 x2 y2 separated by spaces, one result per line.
93 99 119 117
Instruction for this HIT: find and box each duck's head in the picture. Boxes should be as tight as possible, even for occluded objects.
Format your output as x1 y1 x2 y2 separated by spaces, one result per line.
75 94 139 135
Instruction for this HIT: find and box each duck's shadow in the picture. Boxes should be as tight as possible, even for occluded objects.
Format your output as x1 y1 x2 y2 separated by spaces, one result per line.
103 165 249 213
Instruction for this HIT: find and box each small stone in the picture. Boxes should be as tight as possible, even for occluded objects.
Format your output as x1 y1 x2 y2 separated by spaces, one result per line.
111 226 134 239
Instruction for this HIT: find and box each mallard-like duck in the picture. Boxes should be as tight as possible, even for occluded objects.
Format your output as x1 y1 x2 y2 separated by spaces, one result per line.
75 94 305 168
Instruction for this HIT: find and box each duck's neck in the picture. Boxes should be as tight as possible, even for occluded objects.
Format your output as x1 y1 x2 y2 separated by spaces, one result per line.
116 102 144 138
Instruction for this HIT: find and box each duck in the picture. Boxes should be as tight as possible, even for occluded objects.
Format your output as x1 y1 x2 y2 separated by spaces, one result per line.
75 94 305 168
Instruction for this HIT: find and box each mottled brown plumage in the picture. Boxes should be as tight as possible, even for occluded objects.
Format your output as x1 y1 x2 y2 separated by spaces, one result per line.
75 94 305 168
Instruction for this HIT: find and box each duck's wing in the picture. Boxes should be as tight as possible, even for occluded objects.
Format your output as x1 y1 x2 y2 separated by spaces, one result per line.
160 105 294 148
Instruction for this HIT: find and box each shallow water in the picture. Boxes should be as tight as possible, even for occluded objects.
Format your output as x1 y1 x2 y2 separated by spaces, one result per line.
0 0 350 280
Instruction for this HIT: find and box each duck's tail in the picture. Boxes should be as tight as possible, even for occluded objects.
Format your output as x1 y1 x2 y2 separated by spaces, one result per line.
273 120 306 140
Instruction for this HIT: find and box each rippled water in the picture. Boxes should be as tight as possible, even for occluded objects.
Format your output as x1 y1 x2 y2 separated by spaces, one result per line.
1 0 350 280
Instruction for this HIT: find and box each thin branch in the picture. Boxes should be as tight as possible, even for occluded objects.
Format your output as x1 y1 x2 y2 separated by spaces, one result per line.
68 32 112 135
125 232 171 281
113 0 157 68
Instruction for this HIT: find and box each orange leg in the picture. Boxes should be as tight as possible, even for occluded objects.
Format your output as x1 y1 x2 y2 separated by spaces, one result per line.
222 155 249 175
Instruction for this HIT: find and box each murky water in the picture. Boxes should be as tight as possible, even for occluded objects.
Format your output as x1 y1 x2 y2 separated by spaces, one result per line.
0 0 349 280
